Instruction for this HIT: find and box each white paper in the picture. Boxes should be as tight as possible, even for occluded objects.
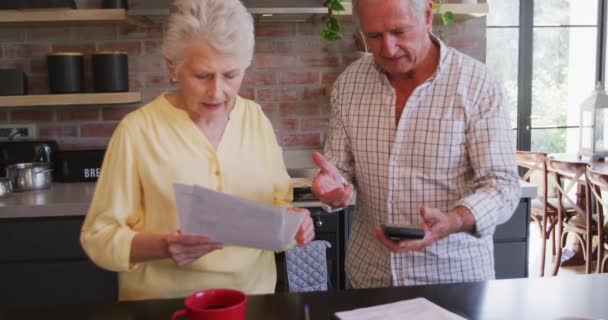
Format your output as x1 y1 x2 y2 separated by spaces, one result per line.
173 183 305 251
334 298 467 320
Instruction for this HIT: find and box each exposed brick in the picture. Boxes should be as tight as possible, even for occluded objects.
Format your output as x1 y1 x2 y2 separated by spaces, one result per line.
129 56 164 73
30 58 47 75
28 27 72 42
260 103 276 119
0 112 8 123
57 139 109 150
27 75 49 94
0 28 26 42
239 87 255 100
254 54 300 69
98 41 142 55
119 23 163 40
5 44 52 58
321 71 341 84
102 106 137 121
144 73 170 88
278 72 319 85
0 59 28 71
279 102 321 117
72 26 118 41
57 109 99 121
254 40 275 54
243 71 276 86
256 87 299 101
275 39 324 54
80 123 119 137
341 53 364 66
52 43 97 55
301 118 329 131
301 56 340 68
297 23 324 36
279 119 299 132
302 86 327 99
39 124 78 138
11 110 54 122
255 24 296 37
129 73 143 91
144 40 162 55
281 133 320 147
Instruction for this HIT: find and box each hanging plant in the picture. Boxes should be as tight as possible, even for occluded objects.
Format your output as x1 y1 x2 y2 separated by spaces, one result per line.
321 0 345 42
433 0 454 39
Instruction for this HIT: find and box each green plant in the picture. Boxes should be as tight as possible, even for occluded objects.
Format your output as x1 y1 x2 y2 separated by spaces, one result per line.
321 0 345 42
321 0 454 42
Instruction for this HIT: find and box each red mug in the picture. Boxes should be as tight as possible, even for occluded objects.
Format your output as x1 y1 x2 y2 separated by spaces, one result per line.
172 288 247 320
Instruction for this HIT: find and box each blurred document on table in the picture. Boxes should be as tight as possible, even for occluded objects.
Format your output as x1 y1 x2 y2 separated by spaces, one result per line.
173 183 305 251
334 298 466 320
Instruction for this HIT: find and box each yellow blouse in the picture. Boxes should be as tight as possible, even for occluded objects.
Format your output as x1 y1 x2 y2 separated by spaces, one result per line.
80 94 292 301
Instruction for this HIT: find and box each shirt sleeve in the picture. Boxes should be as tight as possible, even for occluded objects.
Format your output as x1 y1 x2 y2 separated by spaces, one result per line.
80 122 142 272
453 73 521 238
323 80 356 184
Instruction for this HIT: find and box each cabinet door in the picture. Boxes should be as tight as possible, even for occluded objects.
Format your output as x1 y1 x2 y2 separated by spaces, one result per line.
494 242 528 279
0 261 117 304
494 200 529 241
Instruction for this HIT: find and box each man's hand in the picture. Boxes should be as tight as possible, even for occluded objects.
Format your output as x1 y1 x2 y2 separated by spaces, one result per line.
166 232 223 266
374 206 475 253
311 151 354 208
290 207 315 246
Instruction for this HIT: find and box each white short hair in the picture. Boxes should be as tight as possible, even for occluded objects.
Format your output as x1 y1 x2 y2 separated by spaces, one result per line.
162 0 255 69
352 0 428 26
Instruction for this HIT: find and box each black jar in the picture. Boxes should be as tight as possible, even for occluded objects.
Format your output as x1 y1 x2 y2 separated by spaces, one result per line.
47 52 85 94
102 0 128 9
92 51 129 93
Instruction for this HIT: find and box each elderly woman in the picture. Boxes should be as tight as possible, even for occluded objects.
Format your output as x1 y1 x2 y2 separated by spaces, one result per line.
80 0 314 301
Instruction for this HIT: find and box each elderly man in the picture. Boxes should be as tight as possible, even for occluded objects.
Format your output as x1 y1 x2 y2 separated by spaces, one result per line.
312 0 520 288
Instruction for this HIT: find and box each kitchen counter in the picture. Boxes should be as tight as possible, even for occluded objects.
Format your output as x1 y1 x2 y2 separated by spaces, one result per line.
0 273 606 319
0 181 537 219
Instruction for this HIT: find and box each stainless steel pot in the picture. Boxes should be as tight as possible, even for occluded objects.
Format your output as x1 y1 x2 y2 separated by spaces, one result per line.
0 177 12 198
6 162 53 192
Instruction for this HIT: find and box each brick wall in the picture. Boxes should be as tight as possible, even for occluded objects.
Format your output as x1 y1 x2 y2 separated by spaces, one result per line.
0 0 486 150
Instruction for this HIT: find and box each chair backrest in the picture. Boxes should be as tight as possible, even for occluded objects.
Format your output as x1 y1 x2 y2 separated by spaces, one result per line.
516 151 549 202
285 240 331 293
585 166 608 272
546 158 588 217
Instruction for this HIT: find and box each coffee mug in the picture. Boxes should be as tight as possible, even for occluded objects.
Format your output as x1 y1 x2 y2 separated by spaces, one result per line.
172 289 247 320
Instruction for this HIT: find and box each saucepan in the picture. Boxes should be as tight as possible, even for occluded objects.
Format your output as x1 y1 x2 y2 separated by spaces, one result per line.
6 162 53 192
0 177 12 198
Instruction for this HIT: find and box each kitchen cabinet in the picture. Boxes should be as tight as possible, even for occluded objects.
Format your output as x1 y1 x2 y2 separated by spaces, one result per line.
493 199 530 279
0 92 141 108
0 216 117 304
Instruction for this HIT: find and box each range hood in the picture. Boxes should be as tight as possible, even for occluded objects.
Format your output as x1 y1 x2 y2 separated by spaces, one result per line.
128 0 329 22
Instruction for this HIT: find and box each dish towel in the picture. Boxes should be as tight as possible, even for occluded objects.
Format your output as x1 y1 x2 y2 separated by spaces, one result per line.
285 240 332 293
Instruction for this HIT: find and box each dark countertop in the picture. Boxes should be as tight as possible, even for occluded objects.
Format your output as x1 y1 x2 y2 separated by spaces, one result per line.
0 273 605 319
0 181 537 219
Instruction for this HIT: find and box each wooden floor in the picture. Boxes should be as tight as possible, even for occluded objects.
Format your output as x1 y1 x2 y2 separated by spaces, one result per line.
528 222 587 277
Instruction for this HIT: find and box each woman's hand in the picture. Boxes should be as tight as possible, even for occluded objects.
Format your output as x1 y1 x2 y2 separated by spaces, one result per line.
290 208 315 246
165 232 223 266
311 151 354 208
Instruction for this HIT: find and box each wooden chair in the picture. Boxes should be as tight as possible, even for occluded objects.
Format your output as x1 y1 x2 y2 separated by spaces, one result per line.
585 166 608 273
547 158 594 275
515 151 558 276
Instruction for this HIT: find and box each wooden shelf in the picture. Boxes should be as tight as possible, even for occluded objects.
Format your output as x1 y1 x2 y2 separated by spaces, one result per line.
0 92 141 107
335 3 489 22
0 8 131 26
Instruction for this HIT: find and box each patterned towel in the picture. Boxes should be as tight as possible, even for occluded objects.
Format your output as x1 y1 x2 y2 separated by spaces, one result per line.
285 240 332 293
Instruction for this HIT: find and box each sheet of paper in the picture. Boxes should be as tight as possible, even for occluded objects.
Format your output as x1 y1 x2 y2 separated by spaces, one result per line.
334 297 467 320
173 183 305 251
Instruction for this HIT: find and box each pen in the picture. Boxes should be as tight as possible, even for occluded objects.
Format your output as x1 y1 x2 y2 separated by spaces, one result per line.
304 303 310 320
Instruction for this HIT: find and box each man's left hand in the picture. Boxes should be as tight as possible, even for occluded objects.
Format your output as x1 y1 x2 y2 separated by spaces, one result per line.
374 206 475 253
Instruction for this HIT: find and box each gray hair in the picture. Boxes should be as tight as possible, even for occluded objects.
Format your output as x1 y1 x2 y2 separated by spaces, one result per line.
161 0 255 69
351 0 428 26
